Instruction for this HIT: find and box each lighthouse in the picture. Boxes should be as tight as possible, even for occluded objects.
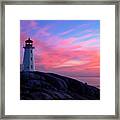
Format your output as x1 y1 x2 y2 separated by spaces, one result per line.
23 38 35 71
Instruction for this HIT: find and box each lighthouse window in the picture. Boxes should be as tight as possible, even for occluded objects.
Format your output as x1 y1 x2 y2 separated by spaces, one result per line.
31 50 32 53
31 57 32 61
31 65 33 69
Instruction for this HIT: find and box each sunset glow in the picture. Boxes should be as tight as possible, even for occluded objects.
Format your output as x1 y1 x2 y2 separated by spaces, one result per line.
20 20 100 86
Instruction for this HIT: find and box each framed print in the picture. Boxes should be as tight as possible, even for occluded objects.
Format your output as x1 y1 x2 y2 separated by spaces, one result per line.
0 0 119 119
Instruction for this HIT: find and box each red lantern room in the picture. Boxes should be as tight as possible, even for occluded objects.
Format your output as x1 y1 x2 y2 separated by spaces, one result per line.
25 37 33 47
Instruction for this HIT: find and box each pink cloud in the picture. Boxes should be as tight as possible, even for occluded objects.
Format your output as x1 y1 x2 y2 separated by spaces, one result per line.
77 33 94 40
30 20 38 28
21 29 100 77
57 37 77 47
33 37 100 75
59 29 74 35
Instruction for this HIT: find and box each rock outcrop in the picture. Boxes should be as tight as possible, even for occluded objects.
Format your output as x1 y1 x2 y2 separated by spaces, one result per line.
20 71 100 100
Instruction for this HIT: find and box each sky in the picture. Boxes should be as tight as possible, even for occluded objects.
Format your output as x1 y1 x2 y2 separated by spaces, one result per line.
20 20 100 86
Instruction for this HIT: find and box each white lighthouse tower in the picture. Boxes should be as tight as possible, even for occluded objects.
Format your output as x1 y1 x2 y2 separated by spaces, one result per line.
23 38 35 71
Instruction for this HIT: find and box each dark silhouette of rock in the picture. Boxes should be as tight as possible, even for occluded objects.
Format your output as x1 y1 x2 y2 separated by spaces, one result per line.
20 71 100 100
